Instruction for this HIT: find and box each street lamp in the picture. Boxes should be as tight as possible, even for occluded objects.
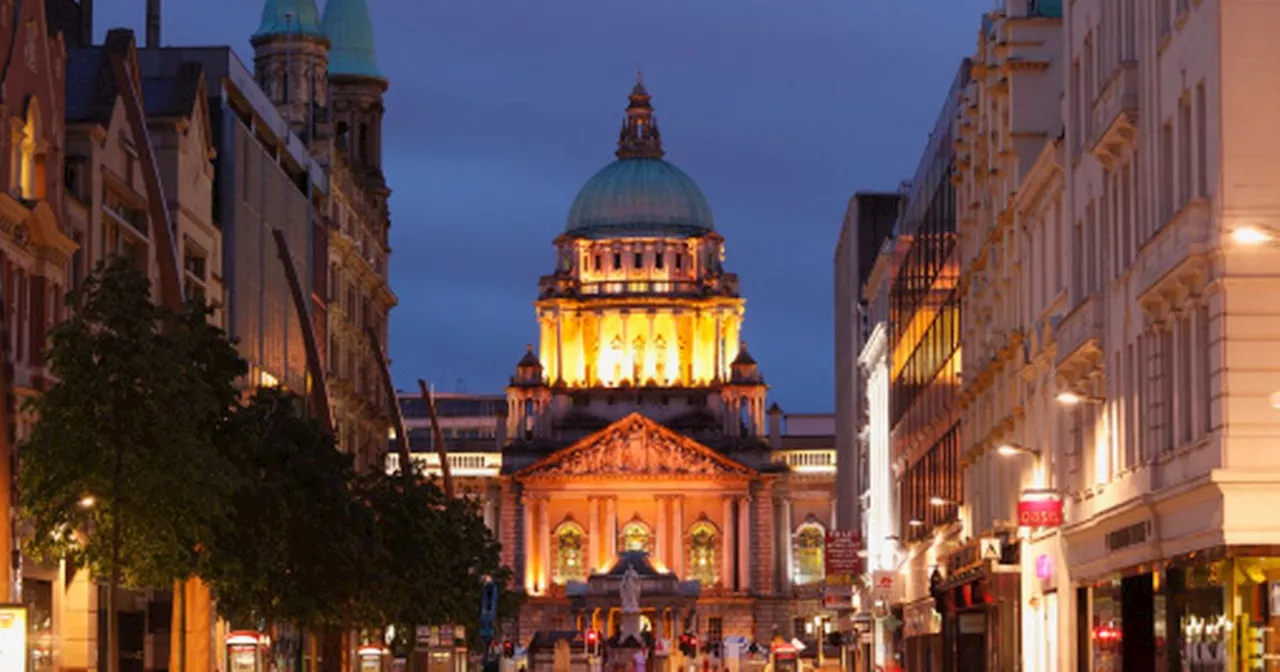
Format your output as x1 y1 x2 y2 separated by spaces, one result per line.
1055 391 1104 406
928 496 957 507
1231 225 1273 245
996 443 1041 458
907 519 925 528
78 495 95 509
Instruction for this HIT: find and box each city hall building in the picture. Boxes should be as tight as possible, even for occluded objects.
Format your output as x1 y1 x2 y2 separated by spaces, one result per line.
395 80 841 653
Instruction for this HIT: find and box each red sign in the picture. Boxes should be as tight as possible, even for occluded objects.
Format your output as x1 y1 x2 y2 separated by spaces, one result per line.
1017 498 1064 527
824 530 863 578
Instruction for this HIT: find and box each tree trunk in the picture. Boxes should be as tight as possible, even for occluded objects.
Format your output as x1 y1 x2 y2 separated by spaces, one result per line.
177 579 187 672
107 516 121 672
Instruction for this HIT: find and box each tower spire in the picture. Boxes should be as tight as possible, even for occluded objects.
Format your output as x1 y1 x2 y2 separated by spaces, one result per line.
616 73 664 160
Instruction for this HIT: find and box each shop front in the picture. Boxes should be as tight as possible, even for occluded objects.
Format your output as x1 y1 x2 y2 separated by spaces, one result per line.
1020 529 1071 672
936 535 1021 671
902 598 942 672
1074 545 1280 671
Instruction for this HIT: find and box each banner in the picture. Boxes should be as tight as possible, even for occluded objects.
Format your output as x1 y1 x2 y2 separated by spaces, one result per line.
0 605 26 672
824 530 863 586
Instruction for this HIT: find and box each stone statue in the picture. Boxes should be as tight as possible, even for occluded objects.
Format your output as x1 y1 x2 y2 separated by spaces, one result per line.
619 566 642 613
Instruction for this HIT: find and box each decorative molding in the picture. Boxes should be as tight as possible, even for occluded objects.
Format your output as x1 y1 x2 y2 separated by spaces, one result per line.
516 412 754 482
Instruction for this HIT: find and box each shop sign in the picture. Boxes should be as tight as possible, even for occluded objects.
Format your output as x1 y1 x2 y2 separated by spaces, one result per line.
1017 498 1064 527
0 605 26 672
871 570 898 603
824 530 864 584
415 626 432 651
822 584 853 610
1105 521 1152 552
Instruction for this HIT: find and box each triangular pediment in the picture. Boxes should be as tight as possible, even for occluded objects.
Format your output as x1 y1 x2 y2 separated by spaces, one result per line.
517 413 754 481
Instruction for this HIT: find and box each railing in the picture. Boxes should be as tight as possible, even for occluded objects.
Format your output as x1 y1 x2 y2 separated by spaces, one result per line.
385 451 503 477
771 450 837 474
1055 293 1105 367
1089 61 1139 155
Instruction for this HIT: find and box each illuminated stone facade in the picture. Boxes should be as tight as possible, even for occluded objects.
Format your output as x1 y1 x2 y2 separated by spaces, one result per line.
252 0 397 470
390 80 839 655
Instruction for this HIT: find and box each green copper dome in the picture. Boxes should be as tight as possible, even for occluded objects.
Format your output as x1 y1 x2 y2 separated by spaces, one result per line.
322 0 382 78
253 0 324 39
565 77 714 239
565 159 714 238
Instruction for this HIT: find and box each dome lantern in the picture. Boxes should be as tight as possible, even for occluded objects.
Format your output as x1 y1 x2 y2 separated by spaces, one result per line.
616 71 663 160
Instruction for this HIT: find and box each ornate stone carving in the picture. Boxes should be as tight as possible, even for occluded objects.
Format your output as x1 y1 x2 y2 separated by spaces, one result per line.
519 413 751 480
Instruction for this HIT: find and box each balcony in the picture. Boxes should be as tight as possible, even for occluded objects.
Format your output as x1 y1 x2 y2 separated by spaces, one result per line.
1089 62 1140 167
1054 293 1105 373
384 451 503 478
537 274 740 300
771 449 837 475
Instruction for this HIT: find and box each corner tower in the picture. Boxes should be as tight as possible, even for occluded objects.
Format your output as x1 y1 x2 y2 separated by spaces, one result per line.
251 0 329 139
507 77 764 444
322 0 388 199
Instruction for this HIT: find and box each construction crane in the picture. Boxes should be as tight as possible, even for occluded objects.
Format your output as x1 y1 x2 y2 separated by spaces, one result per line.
417 379 455 498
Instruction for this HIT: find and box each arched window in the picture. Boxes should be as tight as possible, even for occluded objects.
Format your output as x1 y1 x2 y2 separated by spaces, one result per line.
19 98 42 200
687 521 718 586
553 521 587 585
793 523 826 586
620 520 651 553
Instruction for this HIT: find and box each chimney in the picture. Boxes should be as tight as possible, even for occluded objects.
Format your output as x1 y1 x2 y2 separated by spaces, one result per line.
145 0 160 48
767 403 783 450
79 0 93 47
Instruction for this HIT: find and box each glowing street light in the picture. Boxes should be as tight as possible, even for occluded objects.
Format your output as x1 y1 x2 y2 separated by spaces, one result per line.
1055 391 1104 406
997 443 1041 458
78 495 95 509
929 496 957 507
1231 225 1273 245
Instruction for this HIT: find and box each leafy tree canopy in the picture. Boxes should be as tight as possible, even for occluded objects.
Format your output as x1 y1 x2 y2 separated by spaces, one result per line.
355 472 519 654
200 387 370 631
20 256 246 588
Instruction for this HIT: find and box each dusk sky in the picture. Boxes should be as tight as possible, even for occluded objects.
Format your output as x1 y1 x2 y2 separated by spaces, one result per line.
98 0 990 412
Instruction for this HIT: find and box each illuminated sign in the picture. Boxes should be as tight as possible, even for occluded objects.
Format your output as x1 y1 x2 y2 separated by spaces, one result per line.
1017 497 1064 528
0 605 27 672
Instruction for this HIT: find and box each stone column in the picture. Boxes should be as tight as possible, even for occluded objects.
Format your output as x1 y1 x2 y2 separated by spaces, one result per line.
588 496 601 571
737 496 751 593
714 312 724 381
606 496 618 561
646 310 656 384
522 493 536 593
620 310 631 383
577 311 587 384
673 496 686 578
538 498 551 593
692 310 703 382
655 495 669 567
780 496 794 593
595 310 605 385
829 497 838 530
721 496 735 590
555 309 564 383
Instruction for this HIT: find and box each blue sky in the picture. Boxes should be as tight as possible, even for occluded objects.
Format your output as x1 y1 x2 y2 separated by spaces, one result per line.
97 0 990 412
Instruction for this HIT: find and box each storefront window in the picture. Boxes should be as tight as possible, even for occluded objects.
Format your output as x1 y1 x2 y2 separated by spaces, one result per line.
23 579 52 672
1091 579 1123 672
1229 557 1280 671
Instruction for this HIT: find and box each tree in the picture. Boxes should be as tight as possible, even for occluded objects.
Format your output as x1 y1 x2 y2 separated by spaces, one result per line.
19 257 247 672
200 388 370 655
355 472 520 656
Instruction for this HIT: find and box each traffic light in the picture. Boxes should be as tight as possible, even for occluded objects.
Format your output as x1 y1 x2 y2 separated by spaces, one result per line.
585 629 600 657
678 633 698 657
502 640 514 658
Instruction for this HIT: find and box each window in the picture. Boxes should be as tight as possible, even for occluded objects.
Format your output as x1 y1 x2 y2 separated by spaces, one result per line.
1179 96 1192 208
1195 81 1207 198
612 253 622 270
553 522 587 585
634 252 643 268
655 253 664 270
793 523 826 586
20 100 44 200
620 521 651 553
594 255 601 271
687 521 717 586
1161 122 1174 226
674 254 683 270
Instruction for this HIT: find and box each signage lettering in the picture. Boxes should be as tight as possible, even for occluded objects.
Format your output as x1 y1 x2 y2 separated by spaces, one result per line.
1105 521 1151 551
1017 498 1064 528
824 530 864 579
